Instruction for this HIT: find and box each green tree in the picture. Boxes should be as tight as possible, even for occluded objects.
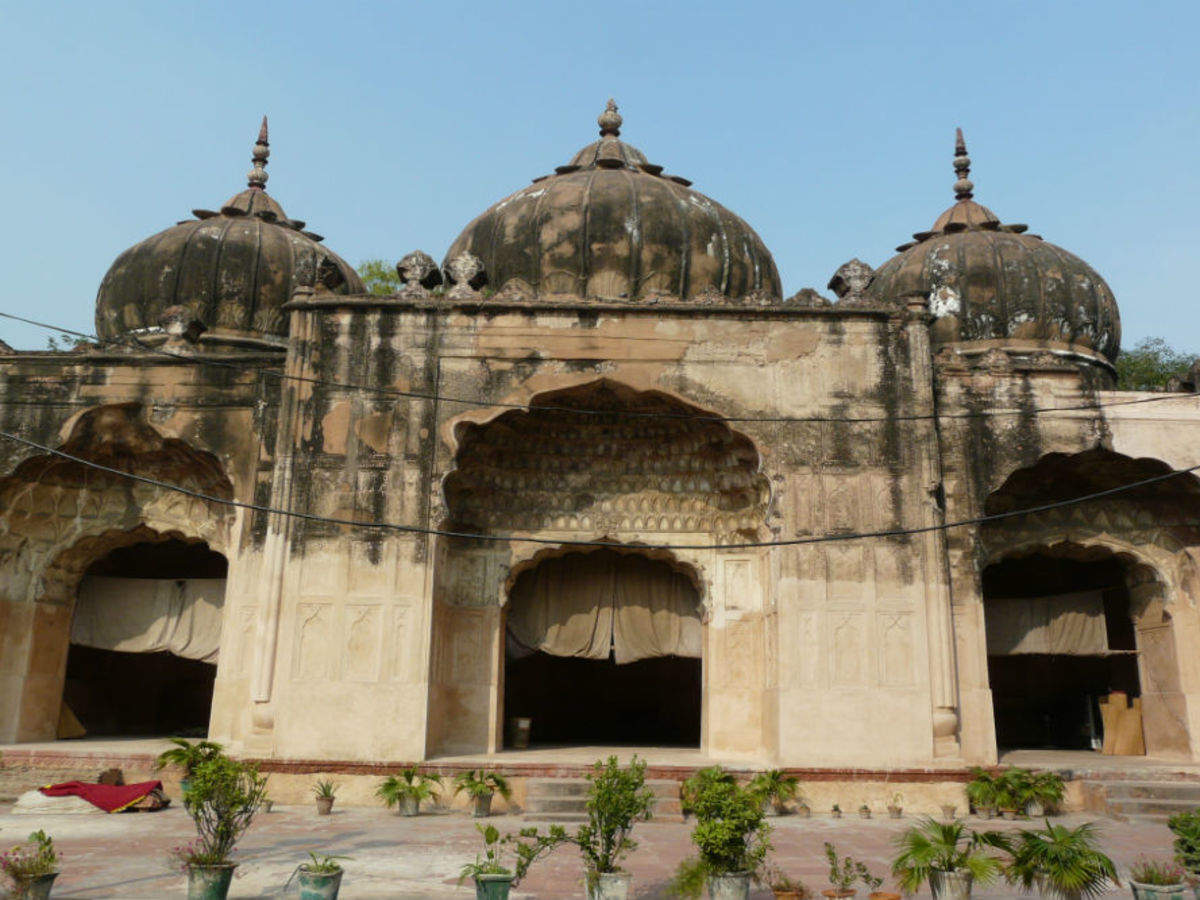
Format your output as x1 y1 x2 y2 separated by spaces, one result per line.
1114 337 1195 390
357 258 403 296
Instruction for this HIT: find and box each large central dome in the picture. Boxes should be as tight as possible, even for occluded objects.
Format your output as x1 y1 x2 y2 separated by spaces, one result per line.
445 101 781 303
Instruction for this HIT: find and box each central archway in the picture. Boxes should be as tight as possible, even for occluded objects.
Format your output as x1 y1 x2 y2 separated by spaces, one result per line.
503 548 702 747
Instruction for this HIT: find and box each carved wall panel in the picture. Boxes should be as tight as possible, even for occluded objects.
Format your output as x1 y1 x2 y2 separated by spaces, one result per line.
877 612 915 685
342 603 383 682
831 612 866 685
387 601 421 684
292 602 334 681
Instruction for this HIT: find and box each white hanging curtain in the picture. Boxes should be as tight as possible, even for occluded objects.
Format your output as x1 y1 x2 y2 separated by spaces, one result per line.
985 590 1109 656
70 576 225 663
506 552 701 664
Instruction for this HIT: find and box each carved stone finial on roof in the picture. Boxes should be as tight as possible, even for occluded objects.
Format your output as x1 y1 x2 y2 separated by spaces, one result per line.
828 258 876 306
445 252 487 299
248 116 270 189
784 288 832 307
598 99 622 137
953 127 974 201
396 251 443 297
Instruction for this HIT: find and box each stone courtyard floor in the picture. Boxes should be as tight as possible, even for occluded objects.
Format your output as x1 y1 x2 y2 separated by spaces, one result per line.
0 802 1180 899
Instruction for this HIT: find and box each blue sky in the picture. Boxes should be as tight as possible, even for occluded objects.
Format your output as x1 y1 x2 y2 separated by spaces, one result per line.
1 0 1197 351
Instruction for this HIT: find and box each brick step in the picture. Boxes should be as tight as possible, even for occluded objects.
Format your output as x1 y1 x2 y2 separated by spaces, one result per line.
0 762 165 802
1107 797 1200 818
1104 781 1200 802
523 778 682 822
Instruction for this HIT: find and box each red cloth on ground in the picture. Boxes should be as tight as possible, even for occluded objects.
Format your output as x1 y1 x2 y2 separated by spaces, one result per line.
39 780 163 813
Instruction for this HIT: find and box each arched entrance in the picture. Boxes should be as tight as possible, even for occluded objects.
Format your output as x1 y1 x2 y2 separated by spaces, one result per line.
61 537 226 738
503 549 702 747
980 449 1200 758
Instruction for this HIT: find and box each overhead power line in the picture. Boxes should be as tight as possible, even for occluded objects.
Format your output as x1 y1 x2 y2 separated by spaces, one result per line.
1 428 1197 552
1 311 1196 426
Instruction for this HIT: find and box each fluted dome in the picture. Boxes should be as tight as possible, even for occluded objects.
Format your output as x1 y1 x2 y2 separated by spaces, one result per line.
96 119 363 346
445 101 781 303
867 130 1120 361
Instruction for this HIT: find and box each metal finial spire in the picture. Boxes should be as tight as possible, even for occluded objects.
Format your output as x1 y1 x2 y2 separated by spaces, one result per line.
248 116 269 189
598 99 622 137
953 126 973 201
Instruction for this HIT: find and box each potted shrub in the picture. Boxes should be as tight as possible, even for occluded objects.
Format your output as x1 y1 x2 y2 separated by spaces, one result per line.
996 769 1033 820
749 770 800 816
459 822 565 900
681 767 737 819
564 755 654 899
892 817 1010 900
855 860 901 900
831 804 842 820
1167 810 1200 881
1005 820 1117 900
313 780 337 815
1026 772 1066 818
454 770 513 818
376 767 442 817
1128 860 1189 900
296 853 349 900
762 864 810 900
155 737 224 796
174 755 268 900
824 843 859 900
796 799 812 819
858 804 872 820
887 794 903 820
0 829 59 899
670 766 771 899
966 768 999 819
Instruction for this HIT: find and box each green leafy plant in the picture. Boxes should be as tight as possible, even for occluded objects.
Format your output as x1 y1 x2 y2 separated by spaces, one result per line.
966 767 1001 812
301 852 350 874
669 766 771 896
312 780 337 800
891 817 1010 894
0 830 59 891
154 737 225 777
680 766 735 816
566 755 654 887
762 862 810 895
375 767 442 807
1129 859 1186 886
453 769 513 801
182 756 268 866
825 843 858 895
748 769 800 812
1115 337 1196 391
1006 821 1117 899
855 860 884 894
1167 809 1200 875
1028 771 1066 811
458 822 566 887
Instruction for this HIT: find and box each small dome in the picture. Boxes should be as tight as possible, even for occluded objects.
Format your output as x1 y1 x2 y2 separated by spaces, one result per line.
96 119 362 346
445 100 781 303
867 130 1120 361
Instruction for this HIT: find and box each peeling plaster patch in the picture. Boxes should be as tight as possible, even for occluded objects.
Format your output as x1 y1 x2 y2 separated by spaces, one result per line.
930 286 961 317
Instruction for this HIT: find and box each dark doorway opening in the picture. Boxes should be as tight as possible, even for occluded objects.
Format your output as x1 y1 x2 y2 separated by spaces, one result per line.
505 651 701 746
984 552 1139 751
62 538 226 738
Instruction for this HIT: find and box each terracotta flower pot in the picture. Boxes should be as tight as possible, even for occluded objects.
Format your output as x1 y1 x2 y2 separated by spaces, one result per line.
887 805 902 819
858 806 871 819
821 890 856 900
316 796 334 815
869 892 902 900
187 863 237 900
773 892 803 900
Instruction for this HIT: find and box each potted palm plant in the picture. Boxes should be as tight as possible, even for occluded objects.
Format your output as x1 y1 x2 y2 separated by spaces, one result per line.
892 817 1010 900
670 766 771 899
748 770 800 816
966 768 1000 819
376 767 442 816
564 755 655 899
1026 772 1066 818
0 829 59 899
313 780 337 816
1167 810 1200 882
295 853 349 900
173 755 268 900
459 822 566 900
154 737 225 796
1128 860 1189 900
1006 821 1117 900
454 770 513 818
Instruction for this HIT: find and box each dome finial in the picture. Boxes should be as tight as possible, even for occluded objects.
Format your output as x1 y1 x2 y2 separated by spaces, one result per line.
953 126 974 201
598 98 622 137
248 115 270 189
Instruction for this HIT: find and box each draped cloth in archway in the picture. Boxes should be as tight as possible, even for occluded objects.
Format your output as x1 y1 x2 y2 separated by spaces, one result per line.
985 590 1109 656
70 576 225 663
506 551 701 664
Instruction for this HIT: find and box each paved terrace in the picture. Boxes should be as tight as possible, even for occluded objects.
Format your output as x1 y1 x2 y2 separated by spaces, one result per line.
0 801 1179 899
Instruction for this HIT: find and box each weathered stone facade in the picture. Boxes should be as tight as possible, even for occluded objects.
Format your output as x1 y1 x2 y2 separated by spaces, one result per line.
2 106 1200 770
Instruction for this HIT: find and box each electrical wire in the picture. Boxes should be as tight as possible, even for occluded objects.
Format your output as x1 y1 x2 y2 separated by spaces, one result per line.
2 428 1197 551
2 310 1196 426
